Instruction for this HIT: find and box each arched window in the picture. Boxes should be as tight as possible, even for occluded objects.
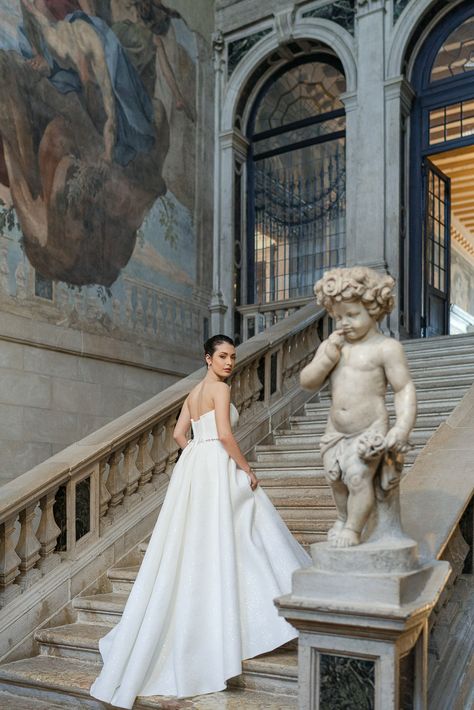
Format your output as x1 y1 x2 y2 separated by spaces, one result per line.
246 55 346 307
409 5 474 337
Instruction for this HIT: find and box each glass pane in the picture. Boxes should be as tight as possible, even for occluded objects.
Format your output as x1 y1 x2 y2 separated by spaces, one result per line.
254 61 346 133
319 653 375 709
431 17 474 82
429 98 474 145
75 476 91 542
254 115 345 156
254 138 346 303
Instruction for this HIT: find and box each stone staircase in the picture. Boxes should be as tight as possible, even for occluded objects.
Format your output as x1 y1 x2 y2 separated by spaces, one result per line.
0 333 473 708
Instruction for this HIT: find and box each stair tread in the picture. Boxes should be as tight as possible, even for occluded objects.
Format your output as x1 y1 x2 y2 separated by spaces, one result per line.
243 650 297 677
35 621 112 648
0 691 68 710
108 564 140 580
73 592 128 610
0 655 298 708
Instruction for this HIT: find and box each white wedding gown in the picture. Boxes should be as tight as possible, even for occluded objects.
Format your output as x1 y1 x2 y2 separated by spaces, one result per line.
90 404 310 708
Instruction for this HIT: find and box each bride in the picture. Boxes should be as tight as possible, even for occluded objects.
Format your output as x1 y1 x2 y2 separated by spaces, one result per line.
90 334 311 708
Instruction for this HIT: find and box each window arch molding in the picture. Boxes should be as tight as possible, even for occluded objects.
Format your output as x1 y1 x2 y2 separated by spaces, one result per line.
212 21 356 338
220 19 357 136
387 0 466 80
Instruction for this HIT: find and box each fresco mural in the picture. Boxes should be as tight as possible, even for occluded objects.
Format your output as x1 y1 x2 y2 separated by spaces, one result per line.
0 0 197 287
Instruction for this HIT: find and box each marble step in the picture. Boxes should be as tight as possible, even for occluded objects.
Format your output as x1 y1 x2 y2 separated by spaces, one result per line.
281 512 336 534
0 655 297 709
36 620 300 698
408 354 474 371
402 332 474 348
229 649 298 695
289 414 447 434
407 363 474 378
108 564 141 593
273 423 442 446
254 440 426 464
35 622 111 662
302 398 457 419
73 592 128 624
265 486 334 509
317 386 470 405
36 619 301 694
0 690 70 709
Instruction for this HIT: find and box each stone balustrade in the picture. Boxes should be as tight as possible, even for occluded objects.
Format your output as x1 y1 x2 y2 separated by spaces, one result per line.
0 302 326 612
237 296 315 341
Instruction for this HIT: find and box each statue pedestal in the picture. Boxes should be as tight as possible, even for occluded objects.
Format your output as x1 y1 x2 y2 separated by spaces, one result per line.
276 539 450 710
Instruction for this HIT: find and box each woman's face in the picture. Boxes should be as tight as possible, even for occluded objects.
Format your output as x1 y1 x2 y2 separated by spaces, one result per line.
206 343 236 379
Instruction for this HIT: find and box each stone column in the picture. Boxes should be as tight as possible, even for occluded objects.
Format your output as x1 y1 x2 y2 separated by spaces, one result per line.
276 541 450 710
351 0 389 271
210 30 228 334
384 76 415 338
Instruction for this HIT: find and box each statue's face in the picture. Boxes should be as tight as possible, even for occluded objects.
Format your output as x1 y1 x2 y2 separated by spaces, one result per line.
332 300 374 341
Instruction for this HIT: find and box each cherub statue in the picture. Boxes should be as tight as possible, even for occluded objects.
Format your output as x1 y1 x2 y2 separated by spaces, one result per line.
300 267 417 548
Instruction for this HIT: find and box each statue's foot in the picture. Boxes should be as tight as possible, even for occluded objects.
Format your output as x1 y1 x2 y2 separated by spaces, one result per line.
327 520 345 541
332 528 360 548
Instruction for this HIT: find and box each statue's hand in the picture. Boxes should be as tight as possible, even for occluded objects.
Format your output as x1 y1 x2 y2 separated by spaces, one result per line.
325 329 345 362
385 427 410 453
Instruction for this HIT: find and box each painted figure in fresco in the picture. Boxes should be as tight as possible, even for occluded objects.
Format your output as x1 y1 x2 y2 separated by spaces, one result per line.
300 267 417 547
0 0 194 286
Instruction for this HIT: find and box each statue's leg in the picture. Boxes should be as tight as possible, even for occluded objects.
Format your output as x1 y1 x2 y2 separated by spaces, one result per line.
333 457 380 548
322 450 348 541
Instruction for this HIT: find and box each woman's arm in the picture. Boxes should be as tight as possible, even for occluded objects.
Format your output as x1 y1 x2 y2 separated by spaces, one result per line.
214 382 258 489
173 397 192 449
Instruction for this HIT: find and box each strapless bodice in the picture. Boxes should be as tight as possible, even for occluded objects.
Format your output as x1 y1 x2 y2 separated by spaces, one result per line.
191 403 239 441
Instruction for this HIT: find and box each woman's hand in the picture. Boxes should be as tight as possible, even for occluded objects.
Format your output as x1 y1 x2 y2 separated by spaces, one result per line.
246 468 259 491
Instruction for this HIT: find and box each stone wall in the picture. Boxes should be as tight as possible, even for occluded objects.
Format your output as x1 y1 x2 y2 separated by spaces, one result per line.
0 0 215 479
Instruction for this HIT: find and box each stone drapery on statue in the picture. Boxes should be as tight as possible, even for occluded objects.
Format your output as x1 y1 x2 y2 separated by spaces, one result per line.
300 266 417 547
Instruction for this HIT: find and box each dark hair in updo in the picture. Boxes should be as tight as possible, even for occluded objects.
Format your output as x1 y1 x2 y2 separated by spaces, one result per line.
204 334 235 358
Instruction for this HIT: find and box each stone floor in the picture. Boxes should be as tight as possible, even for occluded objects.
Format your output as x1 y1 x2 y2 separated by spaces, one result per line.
0 688 297 709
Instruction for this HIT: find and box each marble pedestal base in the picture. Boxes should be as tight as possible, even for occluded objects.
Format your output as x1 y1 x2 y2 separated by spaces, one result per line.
276 539 450 710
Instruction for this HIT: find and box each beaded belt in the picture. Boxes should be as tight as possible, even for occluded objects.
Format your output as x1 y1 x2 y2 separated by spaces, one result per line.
194 437 219 443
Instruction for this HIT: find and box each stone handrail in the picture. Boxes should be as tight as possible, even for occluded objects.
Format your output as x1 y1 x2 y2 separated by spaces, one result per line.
237 296 313 341
0 302 327 610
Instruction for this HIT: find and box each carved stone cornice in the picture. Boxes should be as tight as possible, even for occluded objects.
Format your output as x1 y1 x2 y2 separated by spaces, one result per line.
274 8 296 46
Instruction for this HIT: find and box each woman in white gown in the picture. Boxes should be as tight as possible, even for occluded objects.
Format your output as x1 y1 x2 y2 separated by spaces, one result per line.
90 335 311 708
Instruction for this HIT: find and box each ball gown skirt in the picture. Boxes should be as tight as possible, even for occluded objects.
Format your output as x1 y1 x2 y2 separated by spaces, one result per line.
90 405 311 708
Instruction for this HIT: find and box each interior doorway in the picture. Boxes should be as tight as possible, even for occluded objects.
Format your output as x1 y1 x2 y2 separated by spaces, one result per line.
409 4 474 337
429 145 474 334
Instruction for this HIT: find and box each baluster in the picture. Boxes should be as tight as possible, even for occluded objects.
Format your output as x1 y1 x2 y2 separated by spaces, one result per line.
123 440 141 500
0 515 21 607
99 459 112 533
36 489 62 574
137 432 154 490
231 372 243 414
147 292 155 336
250 359 263 405
99 459 111 519
164 415 179 474
125 284 133 326
238 367 252 421
106 450 125 511
15 504 41 590
0 242 10 294
136 291 144 332
151 422 168 482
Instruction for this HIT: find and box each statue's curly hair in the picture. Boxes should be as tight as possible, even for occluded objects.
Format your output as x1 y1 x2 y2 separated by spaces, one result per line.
314 266 395 321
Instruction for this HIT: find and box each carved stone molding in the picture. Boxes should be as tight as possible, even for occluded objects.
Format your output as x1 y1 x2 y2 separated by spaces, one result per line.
274 8 296 46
